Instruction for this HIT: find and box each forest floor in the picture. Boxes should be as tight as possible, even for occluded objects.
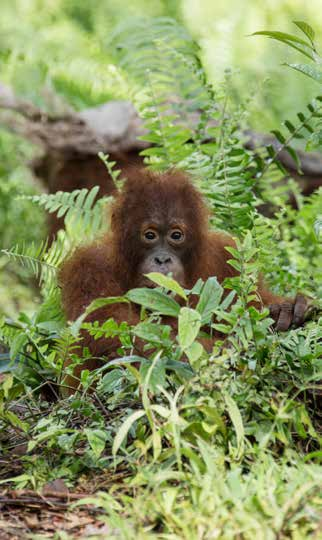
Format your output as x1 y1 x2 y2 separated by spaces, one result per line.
0 475 119 539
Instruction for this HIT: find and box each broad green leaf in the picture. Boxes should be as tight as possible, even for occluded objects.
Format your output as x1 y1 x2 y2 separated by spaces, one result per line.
293 21 315 46
199 405 226 435
99 369 123 393
142 352 163 414
133 322 171 346
185 341 203 365
112 409 146 455
227 259 242 272
252 31 314 60
223 392 244 460
178 307 201 350
196 277 224 324
212 323 231 334
286 63 322 83
10 333 28 361
220 290 236 311
3 374 13 398
152 429 162 461
150 404 170 418
84 429 108 459
4 411 29 433
140 357 166 394
70 296 128 336
126 288 180 317
28 427 73 451
145 272 187 300
224 246 240 259
0 474 32 487
105 355 145 368
165 359 194 380
85 296 128 314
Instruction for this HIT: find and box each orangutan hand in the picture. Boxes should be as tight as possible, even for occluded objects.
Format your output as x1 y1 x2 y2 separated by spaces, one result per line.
269 294 311 331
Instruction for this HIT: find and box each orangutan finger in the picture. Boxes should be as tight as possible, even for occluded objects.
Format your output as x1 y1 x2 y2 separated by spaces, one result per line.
276 303 294 331
269 304 281 324
293 294 308 327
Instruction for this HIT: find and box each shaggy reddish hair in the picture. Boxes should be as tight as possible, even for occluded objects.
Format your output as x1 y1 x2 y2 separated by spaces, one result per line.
59 168 308 394
109 169 209 288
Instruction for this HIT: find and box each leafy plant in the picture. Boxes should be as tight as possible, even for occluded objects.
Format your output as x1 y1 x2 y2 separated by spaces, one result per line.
254 21 322 153
0 13 321 540
24 185 109 241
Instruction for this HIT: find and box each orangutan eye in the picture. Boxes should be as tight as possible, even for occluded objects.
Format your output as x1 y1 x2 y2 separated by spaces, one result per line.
144 230 158 241
170 230 184 242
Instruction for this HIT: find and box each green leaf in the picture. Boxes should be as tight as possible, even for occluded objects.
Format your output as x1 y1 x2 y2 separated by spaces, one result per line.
150 404 170 418
165 359 194 380
126 288 180 317
178 307 201 350
0 474 32 487
314 217 322 239
10 333 28 361
133 322 171 346
4 411 29 433
284 120 296 133
271 130 286 144
3 374 13 398
145 272 187 300
185 341 203 365
99 369 123 393
220 290 236 311
196 277 224 324
140 357 166 394
286 63 322 83
252 30 313 48
223 392 244 460
252 31 315 59
293 21 315 46
285 145 302 172
85 296 128 314
112 410 146 455
70 296 128 336
212 323 231 334
84 429 108 459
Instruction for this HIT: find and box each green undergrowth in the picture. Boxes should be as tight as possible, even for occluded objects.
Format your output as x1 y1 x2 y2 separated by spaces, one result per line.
0 17 321 540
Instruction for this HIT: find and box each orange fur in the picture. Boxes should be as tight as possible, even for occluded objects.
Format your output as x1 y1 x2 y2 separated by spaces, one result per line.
59 169 301 393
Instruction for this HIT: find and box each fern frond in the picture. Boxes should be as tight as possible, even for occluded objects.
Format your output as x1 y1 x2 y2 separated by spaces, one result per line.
1 240 55 280
110 18 320 236
1 234 67 293
23 185 109 241
25 185 99 219
110 17 210 171
98 152 123 190
110 17 197 81
262 97 322 177
8 184 112 291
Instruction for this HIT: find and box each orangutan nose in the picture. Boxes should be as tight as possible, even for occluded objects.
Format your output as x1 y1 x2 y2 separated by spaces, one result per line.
154 255 172 265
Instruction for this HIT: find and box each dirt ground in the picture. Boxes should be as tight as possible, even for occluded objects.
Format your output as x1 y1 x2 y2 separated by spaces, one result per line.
0 477 122 539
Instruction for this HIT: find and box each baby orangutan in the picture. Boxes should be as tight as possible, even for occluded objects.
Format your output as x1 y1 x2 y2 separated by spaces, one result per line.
59 169 309 393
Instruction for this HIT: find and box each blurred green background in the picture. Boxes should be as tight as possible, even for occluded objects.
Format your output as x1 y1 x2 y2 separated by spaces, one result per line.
1 0 320 125
0 0 321 315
